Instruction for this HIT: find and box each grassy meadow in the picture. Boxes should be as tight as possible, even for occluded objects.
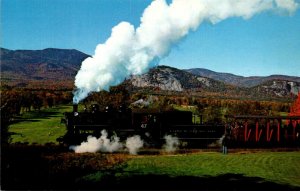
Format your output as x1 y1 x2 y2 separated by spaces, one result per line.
124 152 300 186
4 104 300 190
8 105 72 145
81 151 300 190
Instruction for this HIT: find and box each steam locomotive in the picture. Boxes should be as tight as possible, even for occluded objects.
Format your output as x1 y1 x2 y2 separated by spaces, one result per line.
58 104 225 146
58 104 300 147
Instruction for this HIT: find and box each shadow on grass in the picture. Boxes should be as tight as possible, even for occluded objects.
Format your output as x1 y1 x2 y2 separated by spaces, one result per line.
77 173 300 191
2 144 300 191
10 110 62 125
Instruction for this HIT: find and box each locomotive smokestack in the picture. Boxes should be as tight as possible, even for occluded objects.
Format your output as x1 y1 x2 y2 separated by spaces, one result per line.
73 104 78 113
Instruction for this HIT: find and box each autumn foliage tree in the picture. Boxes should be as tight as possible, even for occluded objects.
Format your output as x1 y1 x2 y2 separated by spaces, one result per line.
288 93 300 119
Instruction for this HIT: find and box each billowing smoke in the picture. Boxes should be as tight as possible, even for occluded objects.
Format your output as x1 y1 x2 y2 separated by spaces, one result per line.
218 135 226 146
163 135 180 152
70 130 123 153
73 0 298 103
69 136 101 153
125 135 144 155
208 135 225 148
70 130 144 154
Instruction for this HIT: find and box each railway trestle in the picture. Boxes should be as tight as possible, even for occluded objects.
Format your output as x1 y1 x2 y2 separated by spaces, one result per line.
225 115 300 146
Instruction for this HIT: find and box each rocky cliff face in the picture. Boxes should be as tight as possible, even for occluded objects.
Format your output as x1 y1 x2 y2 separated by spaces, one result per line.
131 67 183 91
129 65 299 99
129 65 227 92
257 80 300 97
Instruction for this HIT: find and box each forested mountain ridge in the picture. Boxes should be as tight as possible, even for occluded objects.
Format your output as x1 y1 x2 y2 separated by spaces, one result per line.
185 68 300 88
125 65 299 99
0 48 89 88
1 48 299 99
1 48 89 80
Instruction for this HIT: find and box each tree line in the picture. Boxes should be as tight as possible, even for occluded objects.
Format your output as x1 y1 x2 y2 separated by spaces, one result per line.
0 85 295 144
0 89 72 144
84 85 292 122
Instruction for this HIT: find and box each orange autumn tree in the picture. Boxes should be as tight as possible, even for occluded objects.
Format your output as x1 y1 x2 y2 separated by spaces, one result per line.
288 93 300 123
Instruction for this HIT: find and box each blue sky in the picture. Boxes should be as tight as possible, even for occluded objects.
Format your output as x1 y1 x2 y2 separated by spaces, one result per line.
1 0 300 77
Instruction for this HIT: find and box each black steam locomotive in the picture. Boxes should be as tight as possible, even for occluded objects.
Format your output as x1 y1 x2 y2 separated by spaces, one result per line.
58 104 225 146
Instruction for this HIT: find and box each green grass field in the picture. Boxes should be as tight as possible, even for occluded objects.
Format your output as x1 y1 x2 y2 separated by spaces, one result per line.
82 151 300 189
6 104 300 190
8 105 72 145
127 152 300 186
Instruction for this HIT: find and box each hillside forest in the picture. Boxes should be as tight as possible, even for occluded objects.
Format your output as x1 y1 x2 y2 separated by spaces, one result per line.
1 84 299 144
1 48 299 144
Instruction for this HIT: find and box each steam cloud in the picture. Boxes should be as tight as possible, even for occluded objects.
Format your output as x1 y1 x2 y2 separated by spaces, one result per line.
208 134 225 147
73 0 298 103
70 130 144 154
125 135 144 155
70 130 123 153
163 135 180 152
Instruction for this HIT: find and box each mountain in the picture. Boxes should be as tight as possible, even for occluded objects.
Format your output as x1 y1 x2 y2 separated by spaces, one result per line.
1 48 89 88
127 66 299 98
250 80 300 97
1 48 299 98
127 65 237 94
185 68 300 88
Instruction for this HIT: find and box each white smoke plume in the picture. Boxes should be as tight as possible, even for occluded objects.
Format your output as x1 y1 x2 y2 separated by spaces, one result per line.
125 135 144 155
70 130 145 155
208 134 225 147
70 130 123 153
163 135 180 152
73 0 298 103
69 136 101 153
218 135 226 146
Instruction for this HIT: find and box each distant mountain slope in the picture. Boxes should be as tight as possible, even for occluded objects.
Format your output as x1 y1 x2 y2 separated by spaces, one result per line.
0 48 89 81
251 80 300 97
128 66 299 98
185 68 300 88
1 48 298 98
128 65 235 92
